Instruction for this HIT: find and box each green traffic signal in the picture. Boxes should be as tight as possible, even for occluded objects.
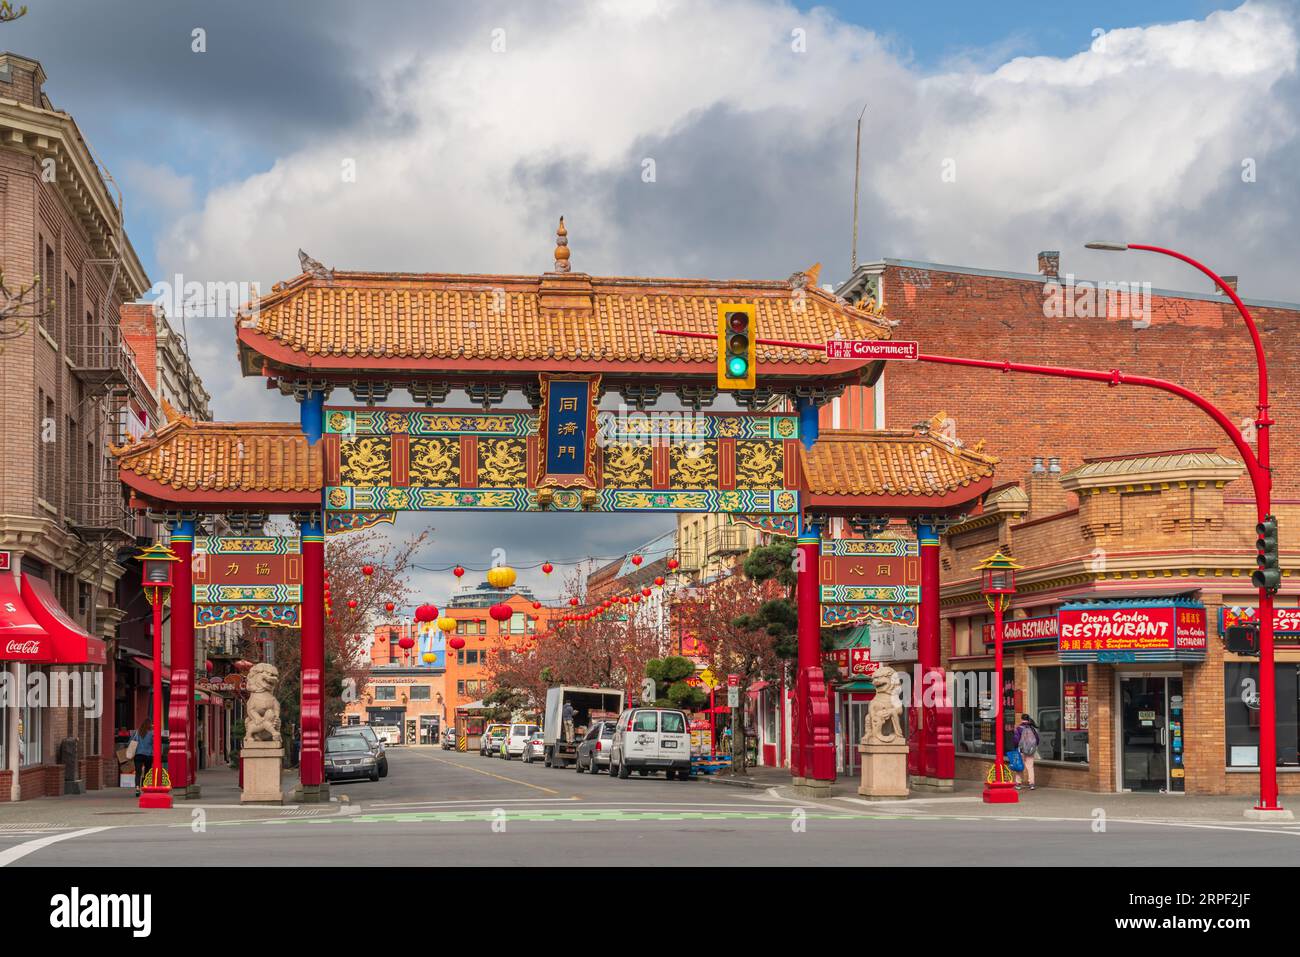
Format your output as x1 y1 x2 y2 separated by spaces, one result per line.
727 355 748 378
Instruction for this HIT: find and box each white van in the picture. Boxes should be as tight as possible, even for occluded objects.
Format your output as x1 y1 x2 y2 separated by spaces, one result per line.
501 723 542 759
609 708 693 780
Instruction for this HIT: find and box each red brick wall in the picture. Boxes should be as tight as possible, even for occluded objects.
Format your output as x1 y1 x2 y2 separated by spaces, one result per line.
875 264 1298 498
120 302 160 393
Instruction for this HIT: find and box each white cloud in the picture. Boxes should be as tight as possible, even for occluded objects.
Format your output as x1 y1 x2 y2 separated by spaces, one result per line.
151 0 1298 426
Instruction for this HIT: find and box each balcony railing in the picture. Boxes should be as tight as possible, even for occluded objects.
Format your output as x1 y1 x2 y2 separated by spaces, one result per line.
705 525 750 557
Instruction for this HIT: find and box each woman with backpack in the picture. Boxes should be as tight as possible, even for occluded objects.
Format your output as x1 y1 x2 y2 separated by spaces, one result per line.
129 719 154 797
1013 714 1041 790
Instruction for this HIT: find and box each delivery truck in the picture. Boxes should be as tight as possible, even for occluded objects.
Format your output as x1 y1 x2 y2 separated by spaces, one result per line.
543 686 624 768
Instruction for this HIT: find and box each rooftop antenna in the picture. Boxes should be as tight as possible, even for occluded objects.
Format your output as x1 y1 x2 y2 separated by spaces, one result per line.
850 101 868 274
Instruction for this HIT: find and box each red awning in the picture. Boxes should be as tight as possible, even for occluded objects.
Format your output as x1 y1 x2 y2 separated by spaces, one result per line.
132 653 171 683
0 574 53 662
21 574 107 666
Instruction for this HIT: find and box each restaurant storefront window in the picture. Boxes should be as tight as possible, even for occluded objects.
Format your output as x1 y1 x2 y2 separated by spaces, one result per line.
954 669 1012 756
1224 662 1300 767
1031 664 1089 763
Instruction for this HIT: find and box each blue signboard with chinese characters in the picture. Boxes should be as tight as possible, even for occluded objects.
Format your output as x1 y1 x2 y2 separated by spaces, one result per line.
537 373 600 488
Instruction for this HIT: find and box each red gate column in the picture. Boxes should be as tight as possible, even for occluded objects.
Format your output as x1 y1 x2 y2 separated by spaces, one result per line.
793 521 835 788
166 520 196 797
298 514 326 800
913 520 954 789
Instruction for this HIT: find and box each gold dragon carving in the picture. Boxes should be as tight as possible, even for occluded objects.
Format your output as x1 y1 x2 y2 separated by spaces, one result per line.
409 437 459 486
735 440 784 489
669 442 718 489
478 439 527 488
601 444 653 488
339 437 391 487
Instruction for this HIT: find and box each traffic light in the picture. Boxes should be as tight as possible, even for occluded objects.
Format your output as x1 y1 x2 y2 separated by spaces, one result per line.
1225 624 1260 656
1253 515 1281 592
716 303 756 390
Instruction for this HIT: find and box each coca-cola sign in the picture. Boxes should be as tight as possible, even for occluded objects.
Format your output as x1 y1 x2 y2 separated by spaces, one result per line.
4 638 47 659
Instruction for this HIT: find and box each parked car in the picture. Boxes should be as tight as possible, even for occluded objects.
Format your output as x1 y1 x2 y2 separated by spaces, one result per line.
501 723 542 760
609 708 692 780
324 735 380 782
329 725 388 777
441 727 458 750
521 730 546 763
480 723 508 756
575 720 617 773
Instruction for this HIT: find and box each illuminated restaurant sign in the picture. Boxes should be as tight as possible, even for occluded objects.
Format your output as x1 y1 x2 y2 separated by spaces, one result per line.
1057 601 1207 663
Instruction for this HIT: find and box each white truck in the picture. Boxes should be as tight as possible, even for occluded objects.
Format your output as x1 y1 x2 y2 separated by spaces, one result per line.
543 686 624 768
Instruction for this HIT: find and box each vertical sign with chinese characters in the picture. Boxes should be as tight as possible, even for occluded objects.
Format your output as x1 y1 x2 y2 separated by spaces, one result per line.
192 536 303 628
536 373 600 489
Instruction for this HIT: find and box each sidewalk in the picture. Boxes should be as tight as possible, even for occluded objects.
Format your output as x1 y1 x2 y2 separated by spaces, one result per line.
703 767 1300 825
0 764 325 830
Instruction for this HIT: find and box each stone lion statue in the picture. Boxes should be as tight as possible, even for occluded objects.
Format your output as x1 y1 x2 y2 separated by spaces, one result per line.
865 665 905 745
243 663 282 744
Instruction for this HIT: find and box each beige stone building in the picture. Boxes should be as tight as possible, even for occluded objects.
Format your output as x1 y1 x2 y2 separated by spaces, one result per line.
941 449 1299 796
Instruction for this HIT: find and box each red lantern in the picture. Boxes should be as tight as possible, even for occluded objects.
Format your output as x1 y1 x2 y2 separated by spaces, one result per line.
654 576 665 587
385 601 396 613
532 601 541 610
415 603 438 623
541 562 553 575
398 635 415 650
619 596 629 604
453 566 465 578
569 597 580 607
378 633 386 643
489 602 513 622
347 599 358 609
642 587 652 597
666 558 679 571
631 554 643 566
323 569 330 579
362 564 374 577
448 636 466 650
632 594 642 603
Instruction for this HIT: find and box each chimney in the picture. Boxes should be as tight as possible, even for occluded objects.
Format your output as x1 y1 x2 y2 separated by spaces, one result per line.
1219 276 1239 294
1037 251 1060 279
1024 455 1073 518
0 53 48 109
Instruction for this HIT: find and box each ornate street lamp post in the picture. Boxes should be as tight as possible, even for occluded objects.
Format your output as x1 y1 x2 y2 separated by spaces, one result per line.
136 542 180 810
976 549 1023 804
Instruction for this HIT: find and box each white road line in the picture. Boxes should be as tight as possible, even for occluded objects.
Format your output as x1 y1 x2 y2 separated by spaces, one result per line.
0 826 113 867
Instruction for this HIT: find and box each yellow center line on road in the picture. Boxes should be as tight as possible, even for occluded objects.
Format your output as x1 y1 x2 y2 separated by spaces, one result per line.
415 752 567 796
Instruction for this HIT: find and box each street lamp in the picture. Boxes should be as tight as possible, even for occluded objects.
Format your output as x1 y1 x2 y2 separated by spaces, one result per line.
136 542 180 810
1086 241 1286 819
976 549 1023 804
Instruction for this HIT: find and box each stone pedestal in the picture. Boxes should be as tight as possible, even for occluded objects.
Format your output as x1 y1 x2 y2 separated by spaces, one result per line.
240 740 285 805
858 739 910 799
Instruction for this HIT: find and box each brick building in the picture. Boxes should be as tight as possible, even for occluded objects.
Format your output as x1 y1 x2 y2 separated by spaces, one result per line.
0 53 153 800
829 254 1299 795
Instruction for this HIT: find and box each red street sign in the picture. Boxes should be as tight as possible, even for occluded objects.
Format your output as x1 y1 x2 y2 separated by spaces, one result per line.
825 340 918 361
727 674 740 687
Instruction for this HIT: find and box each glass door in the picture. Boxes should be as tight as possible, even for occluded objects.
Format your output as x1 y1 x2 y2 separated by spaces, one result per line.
1120 676 1167 792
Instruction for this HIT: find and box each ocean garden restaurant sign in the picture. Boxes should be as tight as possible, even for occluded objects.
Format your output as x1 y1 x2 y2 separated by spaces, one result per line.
192 536 303 629
1057 600 1208 663
982 615 1059 649
1220 605 1300 646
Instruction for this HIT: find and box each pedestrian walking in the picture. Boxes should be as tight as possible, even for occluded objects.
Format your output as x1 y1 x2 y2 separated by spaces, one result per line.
1013 714 1041 790
130 719 154 796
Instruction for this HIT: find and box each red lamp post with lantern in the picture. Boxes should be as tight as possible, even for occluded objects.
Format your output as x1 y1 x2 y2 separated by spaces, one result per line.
136 542 180 809
976 549 1023 804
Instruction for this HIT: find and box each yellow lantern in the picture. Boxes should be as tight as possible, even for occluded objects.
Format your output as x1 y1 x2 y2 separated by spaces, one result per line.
486 565 516 590
437 616 457 633
422 652 436 663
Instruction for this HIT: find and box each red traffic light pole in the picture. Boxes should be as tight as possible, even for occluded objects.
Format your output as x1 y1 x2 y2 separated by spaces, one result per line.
658 305 1287 816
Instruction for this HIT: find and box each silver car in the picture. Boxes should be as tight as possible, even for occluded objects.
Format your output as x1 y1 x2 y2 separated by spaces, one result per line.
575 720 617 773
521 730 546 763
324 735 380 782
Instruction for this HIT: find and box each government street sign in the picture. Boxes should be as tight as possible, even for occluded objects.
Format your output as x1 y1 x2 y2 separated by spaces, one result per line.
824 340 919 361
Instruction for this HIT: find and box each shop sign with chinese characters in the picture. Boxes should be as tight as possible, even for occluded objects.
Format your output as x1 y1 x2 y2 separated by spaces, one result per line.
1219 605 1300 645
192 536 302 629
1057 601 1207 663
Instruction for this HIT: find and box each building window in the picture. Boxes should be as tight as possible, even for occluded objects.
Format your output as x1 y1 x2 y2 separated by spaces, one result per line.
1030 665 1089 763
457 680 466 696
409 686 431 701
374 686 396 702
953 669 1013 757
510 612 526 634
20 665 42 766
1225 663 1300 767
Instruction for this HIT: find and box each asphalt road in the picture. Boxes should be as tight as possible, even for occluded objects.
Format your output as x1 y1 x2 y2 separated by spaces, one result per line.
2 747 1298 866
